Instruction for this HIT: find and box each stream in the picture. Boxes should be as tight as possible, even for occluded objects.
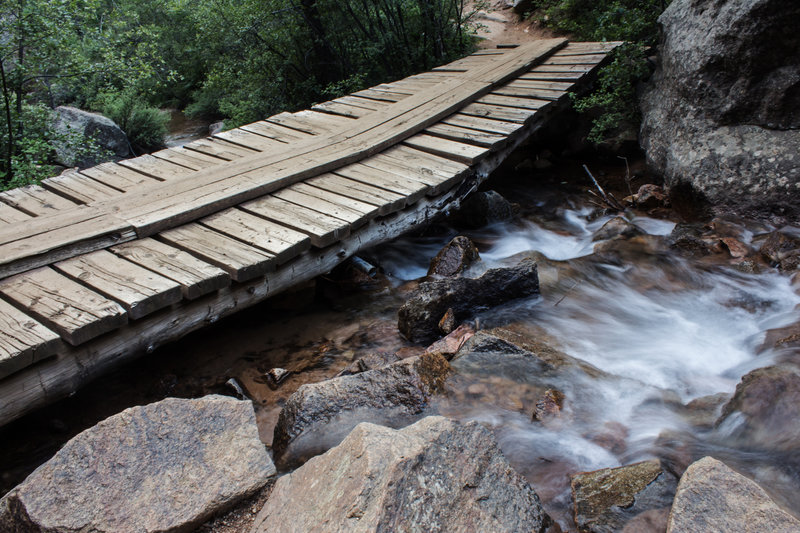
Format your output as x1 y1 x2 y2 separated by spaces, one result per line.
1 157 798 529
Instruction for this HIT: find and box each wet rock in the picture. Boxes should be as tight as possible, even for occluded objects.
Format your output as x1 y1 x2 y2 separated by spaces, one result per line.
632 184 669 210
621 509 671 533
438 307 457 334
592 217 644 242
716 365 800 451
639 0 800 220
52 106 131 167
721 237 749 259
336 351 400 377
252 416 552 533
425 323 475 360
668 223 721 256
585 421 630 455
272 352 450 469
0 396 274 533
760 227 800 271
428 235 480 277
571 459 678 533
682 392 731 429
452 190 514 229
398 258 539 344
265 367 292 389
531 389 566 422
667 456 800 532
594 234 671 263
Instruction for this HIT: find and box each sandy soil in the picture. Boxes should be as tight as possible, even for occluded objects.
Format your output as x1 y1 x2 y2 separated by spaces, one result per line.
471 0 558 48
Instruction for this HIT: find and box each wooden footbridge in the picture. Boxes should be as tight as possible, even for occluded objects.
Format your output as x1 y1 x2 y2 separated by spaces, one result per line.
0 39 618 425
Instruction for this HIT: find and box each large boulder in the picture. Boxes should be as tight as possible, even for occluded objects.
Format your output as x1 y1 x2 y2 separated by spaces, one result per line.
0 395 274 533
52 106 130 167
272 352 450 469
639 0 800 220
571 459 678 533
252 416 552 533
715 365 800 451
398 258 539 343
667 456 800 532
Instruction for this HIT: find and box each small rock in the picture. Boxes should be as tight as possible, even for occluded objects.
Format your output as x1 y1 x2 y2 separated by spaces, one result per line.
666 456 800 532
428 235 480 277
252 417 552 533
585 421 629 455
716 365 800 451
452 190 515 229
272 352 450 468
721 237 749 258
438 307 457 334
336 352 400 377
0 396 274 533
571 459 678 533
668 223 721 256
593 217 644 242
265 368 291 390
531 389 565 422
398 258 539 344
760 227 800 271
683 392 731 429
632 184 669 210
425 323 475 360
621 508 670 533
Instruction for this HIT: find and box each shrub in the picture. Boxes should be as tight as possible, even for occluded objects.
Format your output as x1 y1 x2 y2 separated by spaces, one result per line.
95 90 168 151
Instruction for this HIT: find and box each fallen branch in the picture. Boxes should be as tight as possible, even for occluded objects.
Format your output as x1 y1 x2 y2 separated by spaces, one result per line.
583 164 625 211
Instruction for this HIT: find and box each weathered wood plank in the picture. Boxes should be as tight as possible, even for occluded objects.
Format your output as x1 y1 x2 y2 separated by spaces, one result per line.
478 93 550 110
0 266 127 345
0 202 33 225
545 53 608 64
492 84 564 101
241 121 310 142
79 163 162 190
213 128 287 150
0 298 62 379
185 138 258 160
159 224 276 282
311 101 367 119
111 238 230 300
333 164 430 203
403 133 489 164
351 88 409 102
240 195 350 248
273 185 374 228
153 146 224 171
55 249 183 320
42 173 121 203
460 102 539 123
0 186 78 216
201 209 311 264
290 182 382 224
305 173 407 215
425 123 507 147
118 154 193 180
443 114 523 135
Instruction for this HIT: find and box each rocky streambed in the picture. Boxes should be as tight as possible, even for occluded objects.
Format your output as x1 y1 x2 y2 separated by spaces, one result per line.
1 153 799 532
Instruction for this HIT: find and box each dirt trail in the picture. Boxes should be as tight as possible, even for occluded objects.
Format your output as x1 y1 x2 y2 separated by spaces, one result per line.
471 0 557 48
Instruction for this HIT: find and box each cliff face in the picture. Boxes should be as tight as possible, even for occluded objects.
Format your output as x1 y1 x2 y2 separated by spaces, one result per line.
639 0 800 221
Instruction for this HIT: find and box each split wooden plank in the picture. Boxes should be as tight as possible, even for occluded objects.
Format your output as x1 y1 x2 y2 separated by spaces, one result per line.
443 113 523 135
531 64 596 73
0 298 62 379
0 266 127 345
519 71 583 81
201 208 311 264
290 182 382 223
545 54 608 64
213 128 288 151
0 186 79 216
80 163 162 190
272 184 375 229
240 195 351 248
360 155 458 195
42 173 121 204
381 145 472 176
336 96 389 111
152 147 224 171
55 249 183 320
266 111 352 136
425 122 507 147
506 79 570 94
241 121 311 142
311 101 368 119
333 164 429 204
351 88 409 102
0 202 33 225
492 84 564 101
403 133 489 165
118 154 194 180
459 102 538 123
503 79 573 91
111 238 230 299
185 138 258 160
159 224 276 282
306 173 407 215
478 93 550 110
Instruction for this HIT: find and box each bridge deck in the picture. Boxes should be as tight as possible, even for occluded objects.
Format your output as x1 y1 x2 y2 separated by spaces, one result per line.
0 39 619 425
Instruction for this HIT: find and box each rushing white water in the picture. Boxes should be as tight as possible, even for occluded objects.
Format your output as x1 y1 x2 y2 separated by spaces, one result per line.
374 205 800 525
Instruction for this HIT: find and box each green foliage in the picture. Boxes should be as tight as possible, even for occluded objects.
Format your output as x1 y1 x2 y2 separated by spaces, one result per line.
95 91 168 150
529 0 668 142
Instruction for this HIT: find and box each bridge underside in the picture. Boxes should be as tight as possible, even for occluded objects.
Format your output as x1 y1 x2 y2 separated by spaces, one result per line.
0 39 619 426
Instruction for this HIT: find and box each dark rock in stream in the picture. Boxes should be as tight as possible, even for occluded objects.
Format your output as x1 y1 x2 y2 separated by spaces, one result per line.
272 352 450 469
759 227 800 271
252 416 552 533
427 235 480 277
592 217 644 242
715 365 800 451
667 456 800 532
629 184 670 210
451 190 515 229
0 395 274 533
571 459 678 533
639 0 800 220
398 258 539 344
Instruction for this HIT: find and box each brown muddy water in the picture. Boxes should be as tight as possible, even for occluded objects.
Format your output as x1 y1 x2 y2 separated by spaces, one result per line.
1 156 799 530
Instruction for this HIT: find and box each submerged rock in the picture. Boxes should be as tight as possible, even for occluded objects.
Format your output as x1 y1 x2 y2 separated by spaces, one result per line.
0 395 274 533
398 258 539 343
252 417 552 533
571 459 678 533
667 456 800 532
639 0 800 220
427 235 480 277
272 352 450 469
592 217 644 242
759 227 800 271
716 365 800 451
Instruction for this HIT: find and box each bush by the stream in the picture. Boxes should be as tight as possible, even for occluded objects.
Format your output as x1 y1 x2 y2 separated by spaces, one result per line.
95 91 168 152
